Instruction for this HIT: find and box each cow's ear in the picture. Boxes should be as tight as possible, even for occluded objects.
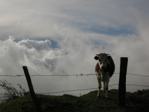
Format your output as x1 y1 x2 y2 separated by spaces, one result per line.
94 56 98 60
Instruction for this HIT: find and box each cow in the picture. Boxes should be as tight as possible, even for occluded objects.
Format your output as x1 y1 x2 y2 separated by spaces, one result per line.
94 53 115 98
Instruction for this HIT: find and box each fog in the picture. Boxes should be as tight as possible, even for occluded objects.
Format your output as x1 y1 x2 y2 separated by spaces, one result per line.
0 0 149 96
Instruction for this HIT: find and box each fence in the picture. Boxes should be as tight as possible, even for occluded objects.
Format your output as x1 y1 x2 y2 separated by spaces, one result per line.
0 72 149 95
0 73 149 95
0 57 149 108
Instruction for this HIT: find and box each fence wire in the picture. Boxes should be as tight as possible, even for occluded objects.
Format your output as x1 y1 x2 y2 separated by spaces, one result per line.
0 72 149 97
0 83 148 96
0 73 149 77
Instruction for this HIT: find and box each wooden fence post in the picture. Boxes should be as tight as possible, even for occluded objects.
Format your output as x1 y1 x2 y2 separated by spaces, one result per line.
118 57 128 106
23 66 42 112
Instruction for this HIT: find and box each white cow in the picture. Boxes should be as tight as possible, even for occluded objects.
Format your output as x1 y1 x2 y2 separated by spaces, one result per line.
94 53 115 98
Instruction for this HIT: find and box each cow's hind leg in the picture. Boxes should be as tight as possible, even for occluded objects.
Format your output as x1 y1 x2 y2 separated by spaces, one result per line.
103 75 110 98
103 81 109 98
97 75 102 97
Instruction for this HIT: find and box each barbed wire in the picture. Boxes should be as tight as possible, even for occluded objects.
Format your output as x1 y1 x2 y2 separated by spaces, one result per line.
0 73 149 96
22 84 149 95
0 73 148 77
0 83 148 97
126 84 149 87
127 73 149 77
42 88 97 95
0 74 95 77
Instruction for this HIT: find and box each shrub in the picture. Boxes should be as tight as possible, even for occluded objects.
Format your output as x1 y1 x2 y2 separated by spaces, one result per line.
0 80 26 100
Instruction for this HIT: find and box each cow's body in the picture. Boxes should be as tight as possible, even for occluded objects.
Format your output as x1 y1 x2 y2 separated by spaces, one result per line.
94 53 115 97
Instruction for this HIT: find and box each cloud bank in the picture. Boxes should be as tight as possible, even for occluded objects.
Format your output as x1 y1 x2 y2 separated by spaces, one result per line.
0 0 149 94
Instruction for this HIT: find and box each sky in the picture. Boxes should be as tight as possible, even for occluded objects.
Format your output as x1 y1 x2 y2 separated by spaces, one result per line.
0 0 149 95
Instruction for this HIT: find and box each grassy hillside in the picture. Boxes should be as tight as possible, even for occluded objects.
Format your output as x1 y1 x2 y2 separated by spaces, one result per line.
0 89 149 112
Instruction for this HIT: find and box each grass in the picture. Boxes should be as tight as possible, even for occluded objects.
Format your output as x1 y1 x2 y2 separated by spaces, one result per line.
0 89 149 112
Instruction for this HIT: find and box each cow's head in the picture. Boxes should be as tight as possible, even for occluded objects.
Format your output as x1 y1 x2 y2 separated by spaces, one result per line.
94 53 115 76
94 53 110 64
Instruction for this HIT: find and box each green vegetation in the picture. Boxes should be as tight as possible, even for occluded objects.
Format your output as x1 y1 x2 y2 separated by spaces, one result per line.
0 89 149 112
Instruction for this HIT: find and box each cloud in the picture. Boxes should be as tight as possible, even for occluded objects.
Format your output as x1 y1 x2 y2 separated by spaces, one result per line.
0 0 145 39
0 0 149 94
0 37 101 94
18 39 52 50
0 28 149 94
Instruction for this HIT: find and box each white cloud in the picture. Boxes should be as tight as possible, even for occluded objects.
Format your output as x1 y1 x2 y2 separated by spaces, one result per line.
0 0 149 94
0 0 146 39
0 37 101 94
18 39 52 50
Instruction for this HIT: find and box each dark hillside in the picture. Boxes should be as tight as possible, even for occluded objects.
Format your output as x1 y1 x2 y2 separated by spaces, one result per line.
0 89 149 112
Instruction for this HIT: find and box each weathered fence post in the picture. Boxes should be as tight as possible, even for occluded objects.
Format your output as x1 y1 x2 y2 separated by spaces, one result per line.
23 66 42 112
118 57 128 106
